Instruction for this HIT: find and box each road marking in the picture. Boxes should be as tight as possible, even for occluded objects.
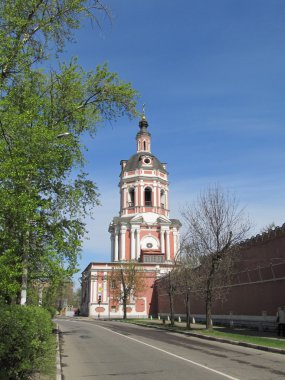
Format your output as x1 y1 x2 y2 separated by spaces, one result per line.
94 324 240 380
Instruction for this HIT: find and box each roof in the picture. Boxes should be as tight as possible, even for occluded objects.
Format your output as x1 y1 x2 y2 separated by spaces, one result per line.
122 152 167 174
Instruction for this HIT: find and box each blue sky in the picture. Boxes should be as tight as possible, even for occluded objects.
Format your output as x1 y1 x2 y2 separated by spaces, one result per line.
62 0 285 283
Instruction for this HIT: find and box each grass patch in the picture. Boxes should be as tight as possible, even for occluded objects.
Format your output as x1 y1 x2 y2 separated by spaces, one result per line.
122 318 285 350
198 329 285 350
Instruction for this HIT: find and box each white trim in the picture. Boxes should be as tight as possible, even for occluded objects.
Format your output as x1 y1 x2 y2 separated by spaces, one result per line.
166 230 170 261
131 228 136 260
103 272 107 302
140 234 160 250
120 226 127 261
114 232 119 262
136 228 141 259
160 230 165 254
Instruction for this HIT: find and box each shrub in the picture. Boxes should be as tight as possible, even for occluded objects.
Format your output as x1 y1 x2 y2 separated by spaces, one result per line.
45 306 58 318
0 305 55 379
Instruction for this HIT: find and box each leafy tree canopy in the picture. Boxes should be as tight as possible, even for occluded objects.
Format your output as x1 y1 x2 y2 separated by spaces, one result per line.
0 0 138 303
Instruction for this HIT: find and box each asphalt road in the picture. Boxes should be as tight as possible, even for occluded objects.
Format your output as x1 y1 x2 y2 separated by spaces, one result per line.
55 318 285 380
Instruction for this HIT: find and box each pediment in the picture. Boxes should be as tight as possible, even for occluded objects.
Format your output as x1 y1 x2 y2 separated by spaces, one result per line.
157 216 171 224
129 212 171 225
130 214 144 223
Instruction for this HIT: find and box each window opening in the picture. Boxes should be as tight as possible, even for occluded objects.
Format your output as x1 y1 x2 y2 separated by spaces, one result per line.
128 188 135 207
160 190 165 208
144 187 152 207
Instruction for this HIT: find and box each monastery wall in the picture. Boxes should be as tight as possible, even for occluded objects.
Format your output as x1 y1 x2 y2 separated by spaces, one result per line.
157 225 285 329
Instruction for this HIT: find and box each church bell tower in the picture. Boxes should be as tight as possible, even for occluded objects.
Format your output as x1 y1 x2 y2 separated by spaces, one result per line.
109 114 181 264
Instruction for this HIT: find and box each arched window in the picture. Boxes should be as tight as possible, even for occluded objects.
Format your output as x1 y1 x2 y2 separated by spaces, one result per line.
144 187 152 207
143 141 146 151
160 190 165 208
128 188 135 207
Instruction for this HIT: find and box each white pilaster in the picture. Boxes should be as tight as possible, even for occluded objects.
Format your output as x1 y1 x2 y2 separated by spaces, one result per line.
89 275 93 303
131 228 136 260
166 230 170 261
120 226 127 261
160 230 165 254
153 182 157 207
91 274 97 303
140 181 144 207
110 233 114 261
165 189 169 209
136 228 141 260
135 183 138 206
103 272 107 302
123 188 127 210
114 231 119 262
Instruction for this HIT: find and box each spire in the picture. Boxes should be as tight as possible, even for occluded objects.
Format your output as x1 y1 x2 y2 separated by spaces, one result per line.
136 103 151 153
139 103 149 133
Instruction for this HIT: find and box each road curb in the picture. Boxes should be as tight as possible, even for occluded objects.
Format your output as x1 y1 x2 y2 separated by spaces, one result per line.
56 324 62 380
129 322 285 355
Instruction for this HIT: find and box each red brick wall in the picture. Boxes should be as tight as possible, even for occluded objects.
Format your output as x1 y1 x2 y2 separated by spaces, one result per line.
157 226 285 317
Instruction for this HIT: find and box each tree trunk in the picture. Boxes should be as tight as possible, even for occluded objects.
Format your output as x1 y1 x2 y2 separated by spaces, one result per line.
206 276 214 330
123 296 127 319
185 291 191 330
20 230 29 305
169 291 175 327
206 292 212 330
20 263 28 305
120 269 127 319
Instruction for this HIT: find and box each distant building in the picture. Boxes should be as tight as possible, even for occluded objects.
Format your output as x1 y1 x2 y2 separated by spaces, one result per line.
81 115 181 318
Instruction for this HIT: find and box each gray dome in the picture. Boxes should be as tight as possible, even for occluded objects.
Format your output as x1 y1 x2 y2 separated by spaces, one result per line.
123 153 167 174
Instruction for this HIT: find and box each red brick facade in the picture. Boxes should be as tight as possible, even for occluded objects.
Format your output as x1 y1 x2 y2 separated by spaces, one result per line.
156 224 285 325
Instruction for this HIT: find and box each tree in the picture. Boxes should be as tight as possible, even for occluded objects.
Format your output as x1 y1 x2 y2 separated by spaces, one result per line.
0 1 138 304
0 1 110 84
164 268 179 327
109 263 146 319
176 243 201 329
181 186 251 329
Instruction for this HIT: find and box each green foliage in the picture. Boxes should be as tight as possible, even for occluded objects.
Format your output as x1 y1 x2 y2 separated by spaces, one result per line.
0 0 109 83
0 305 56 379
0 1 138 302
199 329 285 350
110 262 146 319
45 305 58 318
